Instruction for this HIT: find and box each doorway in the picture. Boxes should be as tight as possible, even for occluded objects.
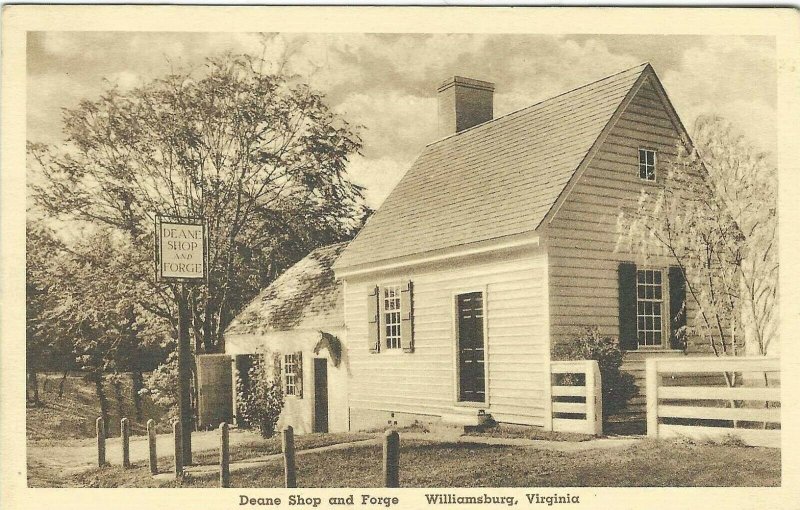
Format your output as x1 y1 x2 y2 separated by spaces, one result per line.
456 291 486 402
313 358 329 432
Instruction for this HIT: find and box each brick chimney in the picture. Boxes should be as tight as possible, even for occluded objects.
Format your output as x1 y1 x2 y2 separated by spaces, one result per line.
437 76 495 138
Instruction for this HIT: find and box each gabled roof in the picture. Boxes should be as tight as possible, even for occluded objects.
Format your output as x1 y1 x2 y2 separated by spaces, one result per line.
226 242 348 336
335 63 652 271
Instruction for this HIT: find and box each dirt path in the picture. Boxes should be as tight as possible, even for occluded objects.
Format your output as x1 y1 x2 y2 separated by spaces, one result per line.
28 428 263 478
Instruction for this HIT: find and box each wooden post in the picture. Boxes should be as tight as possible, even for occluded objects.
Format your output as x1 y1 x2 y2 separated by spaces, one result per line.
96 417 106 467
383 429 400 488
593 361 603 436
219 422 230 488
282 426 297 488
177 285 193 466
121 417 131 468
147 419 158 474
173 421 183 478
645 358 659 438
585 361 603 435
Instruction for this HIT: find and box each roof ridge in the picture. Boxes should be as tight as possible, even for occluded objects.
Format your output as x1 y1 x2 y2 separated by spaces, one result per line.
427 62 650 147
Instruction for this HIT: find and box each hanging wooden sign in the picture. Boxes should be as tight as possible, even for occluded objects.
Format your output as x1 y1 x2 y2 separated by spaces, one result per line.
155 215 208 283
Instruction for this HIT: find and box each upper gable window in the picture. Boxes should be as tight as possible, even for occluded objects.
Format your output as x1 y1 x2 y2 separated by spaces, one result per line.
639 148 657 181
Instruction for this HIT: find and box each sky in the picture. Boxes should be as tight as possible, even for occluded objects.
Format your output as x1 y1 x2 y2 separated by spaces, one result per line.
27 32 776 209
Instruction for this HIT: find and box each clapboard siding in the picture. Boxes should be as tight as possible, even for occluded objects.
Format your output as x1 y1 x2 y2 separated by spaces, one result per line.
546 78 707 405
343 249 549 427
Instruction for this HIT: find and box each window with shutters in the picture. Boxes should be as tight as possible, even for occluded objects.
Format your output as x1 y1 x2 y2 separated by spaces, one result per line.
638 148 657 181
382 285 402 350
636 269 664 347
284 353 298 396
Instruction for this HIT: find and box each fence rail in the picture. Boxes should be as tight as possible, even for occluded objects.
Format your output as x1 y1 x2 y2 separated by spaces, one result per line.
646 357 781 448
550 360 602 435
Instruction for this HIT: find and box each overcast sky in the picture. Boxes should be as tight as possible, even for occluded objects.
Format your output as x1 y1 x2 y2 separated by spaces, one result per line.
28 32 776 208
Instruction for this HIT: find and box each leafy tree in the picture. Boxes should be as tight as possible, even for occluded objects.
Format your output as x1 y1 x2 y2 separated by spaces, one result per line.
28 53 367 353
27 223 172 429
618 115 777 369
26 219 75 405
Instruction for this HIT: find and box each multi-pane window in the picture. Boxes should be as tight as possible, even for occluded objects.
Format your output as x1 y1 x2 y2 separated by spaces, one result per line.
639 148 657 181
284 353 298 396
637 269 663 347
383 285 402 349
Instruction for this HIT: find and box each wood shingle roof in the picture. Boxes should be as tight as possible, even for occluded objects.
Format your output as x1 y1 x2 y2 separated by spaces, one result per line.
335 63 650 270
226 242 347 335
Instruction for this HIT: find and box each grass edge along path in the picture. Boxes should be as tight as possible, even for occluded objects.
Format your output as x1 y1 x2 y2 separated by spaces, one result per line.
60 436 780 488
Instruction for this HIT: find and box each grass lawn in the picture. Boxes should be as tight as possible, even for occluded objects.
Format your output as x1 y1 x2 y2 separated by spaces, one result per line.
463 423 592 442
191 432 375 465
69 438 780 488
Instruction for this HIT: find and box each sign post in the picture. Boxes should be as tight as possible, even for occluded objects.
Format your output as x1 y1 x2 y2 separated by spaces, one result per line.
155 216 209 467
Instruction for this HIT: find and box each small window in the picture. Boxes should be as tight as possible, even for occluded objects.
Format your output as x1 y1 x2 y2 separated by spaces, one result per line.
639 148 657 181
284 354 298 396
636 269 664 347
382 285 402 349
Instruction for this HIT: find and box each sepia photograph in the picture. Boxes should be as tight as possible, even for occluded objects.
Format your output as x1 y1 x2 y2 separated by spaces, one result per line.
3 5 799 507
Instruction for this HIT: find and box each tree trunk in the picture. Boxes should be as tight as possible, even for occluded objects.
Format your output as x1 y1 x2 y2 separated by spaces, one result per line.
131 370 144 421
28 371 41 406
58 370 69 398
95 375 110 436
113 377 125 423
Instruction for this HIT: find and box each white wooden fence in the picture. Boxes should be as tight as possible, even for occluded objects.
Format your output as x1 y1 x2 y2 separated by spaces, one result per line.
646 357 780 448
551 360 603 435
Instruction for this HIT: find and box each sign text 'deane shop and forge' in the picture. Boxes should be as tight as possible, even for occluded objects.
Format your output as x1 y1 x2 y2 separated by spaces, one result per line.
157 219 207 281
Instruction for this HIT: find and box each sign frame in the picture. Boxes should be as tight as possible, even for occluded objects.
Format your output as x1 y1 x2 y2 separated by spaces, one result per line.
154 214 209 284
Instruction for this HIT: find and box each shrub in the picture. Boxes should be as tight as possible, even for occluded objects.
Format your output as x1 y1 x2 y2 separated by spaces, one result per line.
235 350 285 438
552 327 638 419
143 351 179 422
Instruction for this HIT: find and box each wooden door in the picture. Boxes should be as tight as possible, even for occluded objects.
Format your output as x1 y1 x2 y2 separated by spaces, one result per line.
313 358 329 433
457 292 486 402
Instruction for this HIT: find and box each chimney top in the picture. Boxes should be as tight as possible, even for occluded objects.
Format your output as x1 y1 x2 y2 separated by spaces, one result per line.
437 76 495 138
437 76 495 94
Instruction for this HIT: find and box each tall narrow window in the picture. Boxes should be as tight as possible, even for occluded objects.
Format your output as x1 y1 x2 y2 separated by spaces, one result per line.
639 148 657 181
383 285 402 349
636 269 664 347
284 353 297 396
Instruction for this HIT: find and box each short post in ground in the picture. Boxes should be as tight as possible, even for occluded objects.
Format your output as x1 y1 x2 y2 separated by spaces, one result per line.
383 429 400 488
282 426 297 488
645 358 659 438
173 420 184 478
147 419 158 474
121 417 131 468
96 417 106 467
219 422 230 488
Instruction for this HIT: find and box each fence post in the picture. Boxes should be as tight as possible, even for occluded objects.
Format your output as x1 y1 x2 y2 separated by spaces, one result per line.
383 429 400 488
173 421 183 478
645 358 659 438
585 360 603 435
121 417 131 468
96 417 106 467
147 419 158 475
220 422 230 488
282 426 297 488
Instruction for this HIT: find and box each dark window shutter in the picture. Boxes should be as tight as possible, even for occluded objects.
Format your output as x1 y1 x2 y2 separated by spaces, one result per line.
618 262 638 350
668 266 687 350
272 352 283 384
295 351 303 398
401 280 414 353
367 285 380 353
